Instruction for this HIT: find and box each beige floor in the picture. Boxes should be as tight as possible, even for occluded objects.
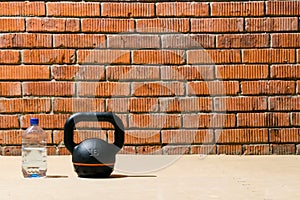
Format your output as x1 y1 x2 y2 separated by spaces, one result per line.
1 155 300 200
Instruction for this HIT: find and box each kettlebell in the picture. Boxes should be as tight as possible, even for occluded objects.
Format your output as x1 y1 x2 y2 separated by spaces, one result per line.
64 112 124 178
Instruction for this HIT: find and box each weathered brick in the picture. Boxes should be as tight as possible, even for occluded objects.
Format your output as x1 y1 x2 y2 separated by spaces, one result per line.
133 50 185 65
23 82 75 97
0 130 52 145
23 50 75 64
107 98 158 113
0 18 25 32
217 34 269 48
54 34 106 48
271 65 300 79
162 130 214 144
245 17 298 32
217 145 242 155
214 97 267 112
21 114 70 129
183 114 236 128
0 98 50 113
107 35 160 49
191 18 243 33
156 2 209 17
270 128 300 143
26 18 80 32
187 81 239 96
0 51 20 64
298 80 300 94
0 33 52 48
271 144 295 155
82 19 134 33
136 19 189 33
163 146 190 155
216 129 268 143
0 82 21 97
191 145 217 154
242 49 295 64
269 97 300 111
77 82 130 97
47 2 100 17
291 113 300 126
266 1 300 16
187 50 241 64
159 97 212 112
161 34 215 49
119 146 137 154
0 65 49 80
241 80 295 95
125 130 160 144
53 130 107 144
132 82 184 97
243 145 270 155
161 65 215 81
237 113 290 127
0 2 45 16
107 66 160 81
298 50 300 63
53 98 105 113
52 65 105 81
0 115 19 129
78 50 130 64
211 2 264 16
272 33 300 48
129 114 180 129
2 146 21 156
137 146 162 155
216 65 269 80
102 3 154 17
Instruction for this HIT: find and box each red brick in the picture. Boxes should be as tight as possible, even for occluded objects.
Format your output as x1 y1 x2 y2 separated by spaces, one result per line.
217 145 242 155
107 35 160 49
0 2 45 16
23 82 75 97
26 18 79 32
77 82 130 97
187 50 241 64
0 98 50 113
53 130 107 144
52 65 105 81
54 34 106 48
107 98 158 113
271 144 295 155
163 146 190 155
211 2 264 16
0 66 50 80
47 2 100 17
214 97 267 112
56 147 71 155
162 130 214 144
161 34 215 49
298 81 300 94
102 3 154 17
125 130 160 144
272 33 300 48
82 19 134 33
21 114 70 129
2 146 21 156
53 98 105 113
129 114 180 129
187 81 239 96
78 50 130 64
292 113 300 126
0 115 19 129
161 65 215 81
217 34 269 48
0 130 52 145
0 82 21 97
269 97 300 111
136 19 189 33
0 18 25 32
271 64 300 79
0 51 20 64
237 113 290 127
242 49 295 64
270 128 300 143
191 18 243 33
156 2 209 17
159 97 212 112
0 33 52 48
298 50 300 63
191 145 216 155
183 114 236 128
266 1 300 16
137 146 162 155
119 146 137 154
106 66 160 81
241 80 295 95
132 82 184 97
245 17 298 32
216 129 268 143
243 145 270 155
23 50 75 64
216 65 269 80
133 50 185 65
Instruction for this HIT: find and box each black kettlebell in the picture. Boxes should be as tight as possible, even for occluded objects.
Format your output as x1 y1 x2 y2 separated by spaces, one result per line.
64 112 124 178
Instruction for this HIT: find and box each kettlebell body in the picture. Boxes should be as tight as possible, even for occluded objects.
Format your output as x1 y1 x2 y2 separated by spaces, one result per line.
64 112 124 178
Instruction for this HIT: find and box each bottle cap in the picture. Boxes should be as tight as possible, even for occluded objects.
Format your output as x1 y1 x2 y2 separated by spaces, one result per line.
30 118 39 126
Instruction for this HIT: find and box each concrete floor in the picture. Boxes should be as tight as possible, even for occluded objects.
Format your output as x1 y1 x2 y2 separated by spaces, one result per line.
0 155 300 200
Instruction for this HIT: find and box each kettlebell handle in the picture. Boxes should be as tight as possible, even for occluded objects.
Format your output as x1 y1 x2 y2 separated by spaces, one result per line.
64 112 125 154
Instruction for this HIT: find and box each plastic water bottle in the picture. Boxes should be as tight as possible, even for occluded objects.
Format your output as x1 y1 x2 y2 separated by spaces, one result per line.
22 118 47 178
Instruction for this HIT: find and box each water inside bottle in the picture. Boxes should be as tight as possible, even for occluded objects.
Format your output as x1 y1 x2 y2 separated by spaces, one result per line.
22 146 47 178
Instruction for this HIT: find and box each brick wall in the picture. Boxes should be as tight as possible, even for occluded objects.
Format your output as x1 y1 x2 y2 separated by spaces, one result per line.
0 1 299 155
